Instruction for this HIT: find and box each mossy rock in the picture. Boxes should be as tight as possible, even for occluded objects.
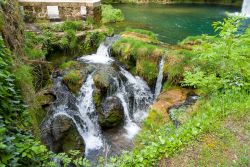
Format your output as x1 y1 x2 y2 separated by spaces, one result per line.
98 96 124 128
49 115 85 154
93 73 110 92
93 89 102 108
63 70 84 94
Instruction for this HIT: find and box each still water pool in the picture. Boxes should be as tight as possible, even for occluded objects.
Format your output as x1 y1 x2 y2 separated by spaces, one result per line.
112 4 240 44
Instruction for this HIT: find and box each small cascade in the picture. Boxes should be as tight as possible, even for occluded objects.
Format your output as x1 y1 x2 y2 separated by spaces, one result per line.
50 75 103 155
120 68 153 121
154 57 165 100
77 75 103 153
242 0 250 17
80 35 120 64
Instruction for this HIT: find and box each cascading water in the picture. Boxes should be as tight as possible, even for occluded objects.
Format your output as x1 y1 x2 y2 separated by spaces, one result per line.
242 0 250 17
76 75 103 152
79 35 120 64
43 36 154 160
154 57 165 100
48 75 103 155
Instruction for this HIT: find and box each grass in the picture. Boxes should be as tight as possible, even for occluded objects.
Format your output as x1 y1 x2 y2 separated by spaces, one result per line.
59 61 78 70
112 37 164 85
122 28 159 43
166 110 250 167
108 90 250 166
36 21 87 32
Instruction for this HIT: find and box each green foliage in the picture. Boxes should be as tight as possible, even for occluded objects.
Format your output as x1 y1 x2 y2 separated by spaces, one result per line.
36 21 87 32
0 34 90 167
102 5 124 24
56 30 78 51
182 16 250 94
59 60 78 70
24 32 47 60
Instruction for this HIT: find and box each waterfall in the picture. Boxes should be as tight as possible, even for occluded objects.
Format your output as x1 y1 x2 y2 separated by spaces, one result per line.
51 75 103 155
77 75 103 152
154 57 165 100
79 35 120 64
46 36 154 159
242 0 250 17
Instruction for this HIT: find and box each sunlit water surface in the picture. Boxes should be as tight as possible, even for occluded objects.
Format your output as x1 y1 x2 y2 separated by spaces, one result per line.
112 4 240 44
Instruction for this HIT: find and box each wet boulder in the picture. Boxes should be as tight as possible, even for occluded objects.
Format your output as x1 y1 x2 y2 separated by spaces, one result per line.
98 96 124 128
41 115 85 154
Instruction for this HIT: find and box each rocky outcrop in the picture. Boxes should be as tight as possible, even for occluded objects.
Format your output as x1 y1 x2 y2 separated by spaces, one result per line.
99 96 124 128
41 115 85 154
151 88 191 116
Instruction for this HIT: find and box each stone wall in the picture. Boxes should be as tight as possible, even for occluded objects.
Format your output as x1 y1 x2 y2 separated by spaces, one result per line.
20 1 101 22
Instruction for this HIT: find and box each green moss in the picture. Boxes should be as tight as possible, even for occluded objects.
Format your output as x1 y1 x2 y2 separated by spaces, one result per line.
59 61 78 70
63 70 84 94
102 5 124 24
93 91 102 107
99 110 123 127
112 36 164 85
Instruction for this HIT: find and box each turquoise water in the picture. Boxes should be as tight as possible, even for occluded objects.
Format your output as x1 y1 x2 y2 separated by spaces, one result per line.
112 4 240 44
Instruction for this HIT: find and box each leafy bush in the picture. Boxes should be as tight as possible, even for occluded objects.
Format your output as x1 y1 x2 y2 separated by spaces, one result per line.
102 5 124 23
182 16 250 94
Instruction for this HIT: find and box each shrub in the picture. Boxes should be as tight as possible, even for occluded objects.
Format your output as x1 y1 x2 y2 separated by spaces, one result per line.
101 5 124 23
182 17 250 94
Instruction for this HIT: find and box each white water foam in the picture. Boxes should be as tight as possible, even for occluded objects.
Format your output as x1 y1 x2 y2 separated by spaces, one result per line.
80 43 114 64
77 75 103 153
79 36 119 64
242 0 250 17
